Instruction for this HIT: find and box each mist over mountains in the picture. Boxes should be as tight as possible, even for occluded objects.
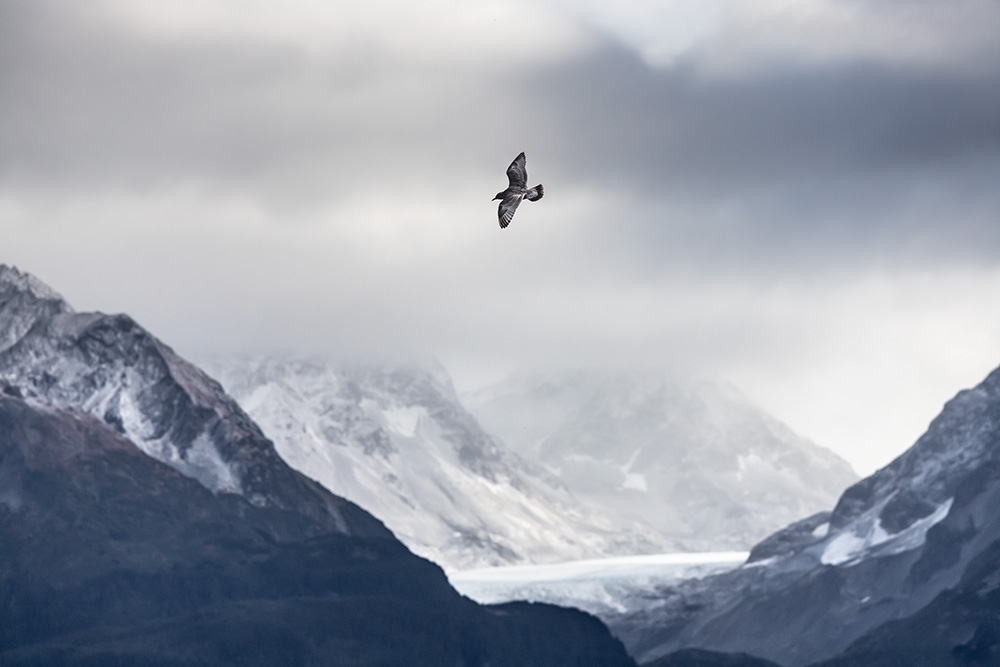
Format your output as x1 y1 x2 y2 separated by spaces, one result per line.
5 261 1000 667
203 355 856 570
597 364 1000 665
445 361 1000 667
0 264 634 666
204 355 665 569
466 371 857 552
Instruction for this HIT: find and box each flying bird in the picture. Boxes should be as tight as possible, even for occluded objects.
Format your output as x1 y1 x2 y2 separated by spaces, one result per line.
493 152 544 228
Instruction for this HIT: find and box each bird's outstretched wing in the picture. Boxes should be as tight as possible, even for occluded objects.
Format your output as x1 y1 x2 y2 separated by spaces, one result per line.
506 152 527 189
498 191 524 228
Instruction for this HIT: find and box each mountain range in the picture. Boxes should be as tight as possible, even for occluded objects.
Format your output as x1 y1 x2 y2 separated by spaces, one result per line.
607 362 1000 666
465 371 857 552
203 358 856 571
0 264 634 666
8 260 999 667
204 356 682 569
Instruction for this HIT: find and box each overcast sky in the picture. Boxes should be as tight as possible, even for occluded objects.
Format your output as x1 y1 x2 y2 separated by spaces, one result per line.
3 0 1000 475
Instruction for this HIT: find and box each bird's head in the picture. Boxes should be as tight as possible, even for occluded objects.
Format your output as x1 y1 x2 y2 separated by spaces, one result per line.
493 191 505 201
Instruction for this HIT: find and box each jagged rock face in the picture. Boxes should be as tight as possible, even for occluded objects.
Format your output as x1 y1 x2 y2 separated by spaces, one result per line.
611 365 1000 667
0 395 636 667
205 356 668 569
0 265 70 354
0 264 638 666
814 541 1000 667
465 371 857 552
0 268 383 538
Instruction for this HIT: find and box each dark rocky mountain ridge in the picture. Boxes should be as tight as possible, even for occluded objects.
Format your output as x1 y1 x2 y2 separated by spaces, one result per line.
0 264 635 666
613 363 1000 667
0 267 360 532
12 260 1000 666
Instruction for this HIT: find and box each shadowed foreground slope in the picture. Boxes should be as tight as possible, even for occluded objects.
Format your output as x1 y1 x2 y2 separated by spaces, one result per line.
0 263 634 666
0 394 634 666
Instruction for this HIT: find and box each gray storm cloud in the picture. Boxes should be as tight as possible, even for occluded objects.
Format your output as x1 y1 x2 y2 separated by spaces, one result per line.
2 0 1000 474
3 0 998 271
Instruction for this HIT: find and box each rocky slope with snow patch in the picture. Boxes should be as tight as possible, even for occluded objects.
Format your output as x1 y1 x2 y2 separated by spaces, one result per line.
0 264 638 666
0 266 375 537
0 393 635 667
612 363 1000 666
205 356 670 569
465 371 857 552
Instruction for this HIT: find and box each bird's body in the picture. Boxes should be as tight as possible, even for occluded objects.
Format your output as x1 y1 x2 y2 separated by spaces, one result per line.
493 152 543 228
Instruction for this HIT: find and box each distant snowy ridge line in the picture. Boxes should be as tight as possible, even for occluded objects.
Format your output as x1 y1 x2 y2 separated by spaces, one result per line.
202 355 675 570
463 369 858 553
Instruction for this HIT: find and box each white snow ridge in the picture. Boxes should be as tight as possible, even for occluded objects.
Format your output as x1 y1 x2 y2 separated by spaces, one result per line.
463 369 858 552
204 356 675 570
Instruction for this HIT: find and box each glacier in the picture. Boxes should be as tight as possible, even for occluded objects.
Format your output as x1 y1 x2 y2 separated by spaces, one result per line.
609 363 1000 666
450 551 747 616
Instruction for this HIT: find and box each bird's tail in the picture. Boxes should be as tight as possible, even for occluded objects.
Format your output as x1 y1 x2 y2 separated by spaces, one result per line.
526 184 544 201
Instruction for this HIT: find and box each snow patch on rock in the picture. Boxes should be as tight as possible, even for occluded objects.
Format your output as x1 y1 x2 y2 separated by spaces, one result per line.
0 265 67 304
821 497 953 566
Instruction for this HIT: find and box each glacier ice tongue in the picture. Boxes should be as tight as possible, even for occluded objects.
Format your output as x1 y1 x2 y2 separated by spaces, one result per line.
449 552 748 616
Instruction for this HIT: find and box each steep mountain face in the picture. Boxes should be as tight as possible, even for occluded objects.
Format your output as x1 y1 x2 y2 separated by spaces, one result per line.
465 371 857 552
0 264 637 666
613 364 1000 667
0 271 378 538
205 356 669 569
0 394 634 666
814 540 1000 667
0 266 70 352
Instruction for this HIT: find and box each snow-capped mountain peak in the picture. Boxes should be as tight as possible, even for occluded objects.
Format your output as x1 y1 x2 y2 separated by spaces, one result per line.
612 362 1000 666
0 265 636 667
464 368 857 552
206 355 690 570
0 264 68 305
0 264 72 353
0 265 384 537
